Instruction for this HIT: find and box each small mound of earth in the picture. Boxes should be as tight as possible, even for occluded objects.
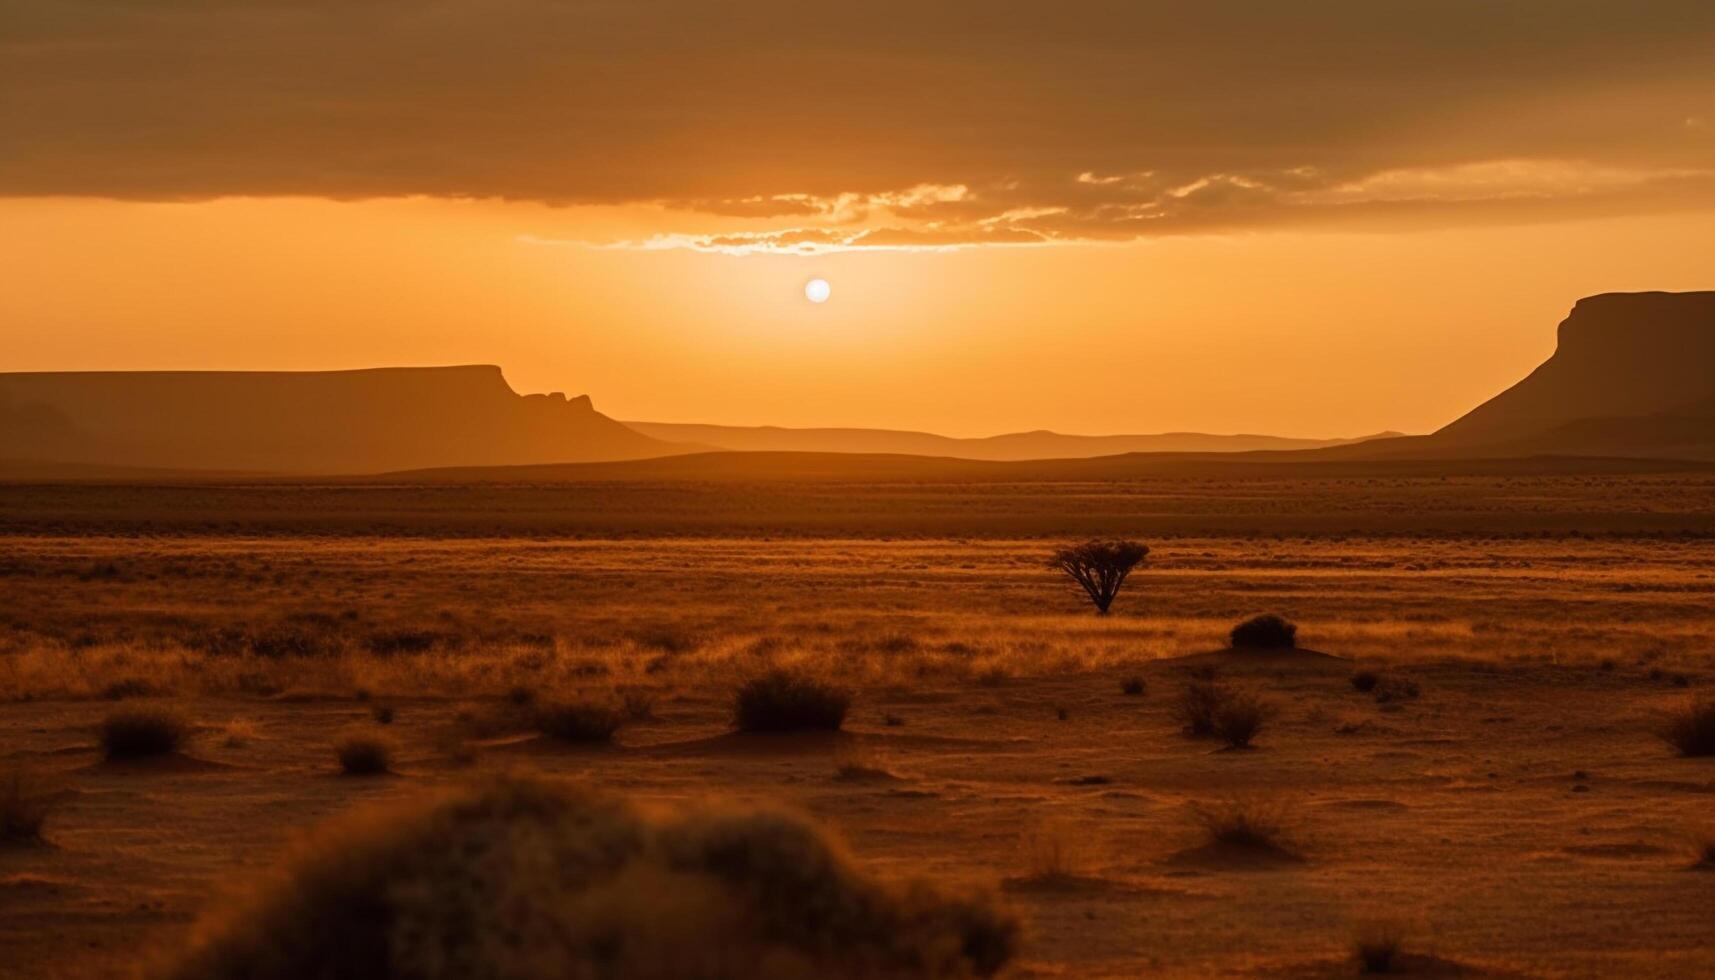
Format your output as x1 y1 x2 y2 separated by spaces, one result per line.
1161 647 1347 670
1167 840 1305 870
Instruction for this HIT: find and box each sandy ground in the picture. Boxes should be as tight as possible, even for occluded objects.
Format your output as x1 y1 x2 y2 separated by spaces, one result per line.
3 478 1714 977
4 657 1712 978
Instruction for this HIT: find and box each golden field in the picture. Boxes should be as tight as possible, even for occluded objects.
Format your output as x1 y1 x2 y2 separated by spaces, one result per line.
2 474 1714 977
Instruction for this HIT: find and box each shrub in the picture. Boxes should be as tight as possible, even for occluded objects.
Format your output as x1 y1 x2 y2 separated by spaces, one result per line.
618 687 657 721
1373 677 1421 704
733 670 851 733
161 777 1018 979
1191 797 1294 856
1353 921 1404 974
1211 691 1272 749
1661 698 1715 756
1 766 52 845
1175 680 1230 736
370 704 395 725
335 734 393 775
1229 614 1297 650
1051 539 1149 615
534 700 626 744
1020 820 1086 881
1120 675 1147 696
1350 670 1379 693
100 706 188 760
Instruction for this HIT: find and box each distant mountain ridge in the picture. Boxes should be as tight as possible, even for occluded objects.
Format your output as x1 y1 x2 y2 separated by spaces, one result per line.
0 366 685 474
4 290 1712 479
623 421 1398 460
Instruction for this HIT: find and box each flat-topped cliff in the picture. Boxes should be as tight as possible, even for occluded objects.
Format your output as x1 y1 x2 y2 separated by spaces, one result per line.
0 366 683 474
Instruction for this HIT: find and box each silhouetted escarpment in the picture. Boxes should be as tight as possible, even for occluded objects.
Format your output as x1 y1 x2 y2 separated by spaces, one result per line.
1434 291 1715 450
0 366 685 474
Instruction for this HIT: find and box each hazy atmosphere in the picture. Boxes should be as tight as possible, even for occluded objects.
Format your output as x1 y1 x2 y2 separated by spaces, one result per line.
4 5 1715 980
5 1 1715 435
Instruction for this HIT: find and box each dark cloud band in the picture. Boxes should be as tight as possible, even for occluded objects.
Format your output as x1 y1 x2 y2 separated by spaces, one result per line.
4 0 1713 243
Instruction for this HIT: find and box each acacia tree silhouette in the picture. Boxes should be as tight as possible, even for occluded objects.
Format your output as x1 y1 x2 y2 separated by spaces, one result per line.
1051 539 1149 615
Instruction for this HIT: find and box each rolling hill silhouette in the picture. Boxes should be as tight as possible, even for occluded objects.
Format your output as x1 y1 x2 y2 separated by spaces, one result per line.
623 421 1396 459
0 366 687 475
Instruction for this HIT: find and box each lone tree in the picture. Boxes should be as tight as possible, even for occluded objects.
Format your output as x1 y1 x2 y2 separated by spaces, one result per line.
1052 539 1149 615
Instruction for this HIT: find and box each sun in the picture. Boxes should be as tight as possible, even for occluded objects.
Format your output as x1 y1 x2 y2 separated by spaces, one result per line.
804 278 831 304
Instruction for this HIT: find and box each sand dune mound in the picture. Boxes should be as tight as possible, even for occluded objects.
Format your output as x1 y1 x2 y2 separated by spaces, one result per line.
162 776 1017 980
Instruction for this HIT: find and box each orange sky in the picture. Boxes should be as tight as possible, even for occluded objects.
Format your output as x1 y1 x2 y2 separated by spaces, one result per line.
4 2 1714 437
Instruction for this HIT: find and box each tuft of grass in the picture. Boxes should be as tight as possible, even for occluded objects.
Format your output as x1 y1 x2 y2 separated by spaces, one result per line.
1350 670 1379 693
1661 698 1715 757
534 700 626 744
733 670 851 733
1176 680 1231 736
335 733 394 775
1020 820 1088 881
1211 691 1272 749
102 677 157 700
617 687 657 721
161 776 1018 979
1352 920 1405 974
1191 797 1296 856
1 766 54 845
1229 614 1297 650
1120 675 1147 696
100 706 188 760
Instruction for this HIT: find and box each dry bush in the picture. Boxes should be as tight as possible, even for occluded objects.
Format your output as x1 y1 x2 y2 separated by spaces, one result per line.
1019 820 1089 881
533 700 626 744
1352 920 1405 974
1190 797 1296 857
618 686 657 721
160 776 1018 980
335 733 394 775
1211 691 1272 749
1350 670 1379 693
733 670 851 733
1229 614 1297 650
1661 698 1715 757
100 706 188 760
1120 675 1146 696
1 765 54 845
1373 677 1421 704
1175 680 1231 736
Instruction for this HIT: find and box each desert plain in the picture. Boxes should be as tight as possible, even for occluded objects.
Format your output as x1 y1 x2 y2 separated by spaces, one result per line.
2 470 1714 978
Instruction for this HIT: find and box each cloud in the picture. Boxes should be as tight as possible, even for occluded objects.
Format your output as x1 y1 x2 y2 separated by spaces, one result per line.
5 0 1715 247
